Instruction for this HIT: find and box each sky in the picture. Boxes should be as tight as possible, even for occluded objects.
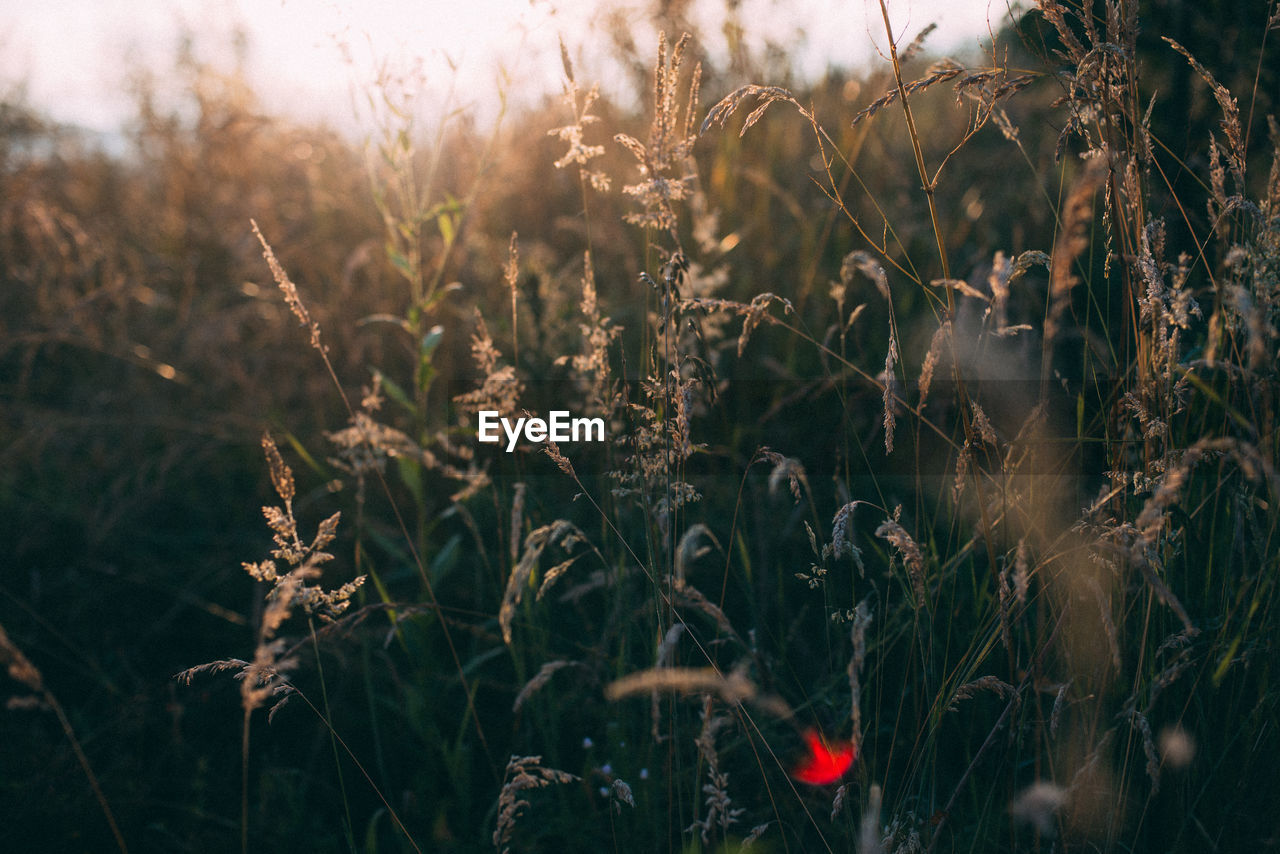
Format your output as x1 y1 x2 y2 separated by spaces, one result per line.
0 0 1018 137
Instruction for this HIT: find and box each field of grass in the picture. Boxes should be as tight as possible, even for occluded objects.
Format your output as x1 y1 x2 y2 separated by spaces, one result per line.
3 1 1279 851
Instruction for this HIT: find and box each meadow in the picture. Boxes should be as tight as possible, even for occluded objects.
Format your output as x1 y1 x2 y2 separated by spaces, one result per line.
2 1 1278 851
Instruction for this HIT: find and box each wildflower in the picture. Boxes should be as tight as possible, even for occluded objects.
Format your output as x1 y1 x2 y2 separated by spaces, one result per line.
791 728 856 785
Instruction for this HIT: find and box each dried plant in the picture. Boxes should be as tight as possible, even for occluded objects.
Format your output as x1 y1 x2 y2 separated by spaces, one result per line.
605 666 757 706
947 674 1016 712
831 501 866 572
512 660 582 713
493 755 578 854
177 434 367 851
847 598 874 743
549 41 612 194
615 32 702 235
501 520 585 645
252 219 324 353
685 697 744 845
453 310 524 416
876 509 927 610
554 252 621 411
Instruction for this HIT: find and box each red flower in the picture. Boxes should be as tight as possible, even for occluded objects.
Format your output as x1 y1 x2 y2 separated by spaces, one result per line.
791 728 856 785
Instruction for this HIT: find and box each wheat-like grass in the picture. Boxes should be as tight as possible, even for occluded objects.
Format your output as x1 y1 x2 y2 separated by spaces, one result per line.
875 509 927 610
493 755 578 854
686 696 744 845
501 520 583 645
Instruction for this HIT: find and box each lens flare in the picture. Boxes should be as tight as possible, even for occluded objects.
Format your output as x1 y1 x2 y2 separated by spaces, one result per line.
791 728 856 785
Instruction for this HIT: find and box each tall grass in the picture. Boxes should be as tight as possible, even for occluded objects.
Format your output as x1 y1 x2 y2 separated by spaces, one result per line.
3 1 1278 851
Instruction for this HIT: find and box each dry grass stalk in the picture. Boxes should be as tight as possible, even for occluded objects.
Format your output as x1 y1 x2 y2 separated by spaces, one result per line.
848 598 873 743
700 81 804 139
1122 706 1162 795
1 623 43 695
674 523 718 586
656 622 686 667
883 817 923 854
831 501 866 572
251 219 324 353
832 784 849 820
996 559 1014 652
512 660 581 713
327 412 438 483
876 509 927 609
917 320 951 404
509 482 526 563
615 31 701 233
180 438 366 721
646 622 686 743
742 822 770 846
677 292 794 356
505 232 520 364
1043 154 1107 375
851 59 964 127
900 22 938 63
1142 627 1200 711
1164 38 1244 185
844 251 891 300
1130 554 1193 635
1085 576 1122 672
543 439 577 479
952 441 972 506
1012 539 1030 607
672 373 698 459
738 292 794 356
672 579 745 648
535 555 583 602
686 697 744 844
947 675 1016 711
1120 437 1279 633
493 755 578 854
556 252 621 410
1135 219 1200 399
985 251 1014 331
996 540 1030 652
881 331 900 454
970 404 997 447
604 666 757 706
763 450 807 503
549 41 610 192
839 251 903 456
501 520 583 645
241 572 306 715
931 278 988 301
1050 682 1069 738
454 310 523 416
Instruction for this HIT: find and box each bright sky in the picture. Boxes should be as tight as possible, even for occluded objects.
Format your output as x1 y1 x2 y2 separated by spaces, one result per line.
0 0 1017 137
